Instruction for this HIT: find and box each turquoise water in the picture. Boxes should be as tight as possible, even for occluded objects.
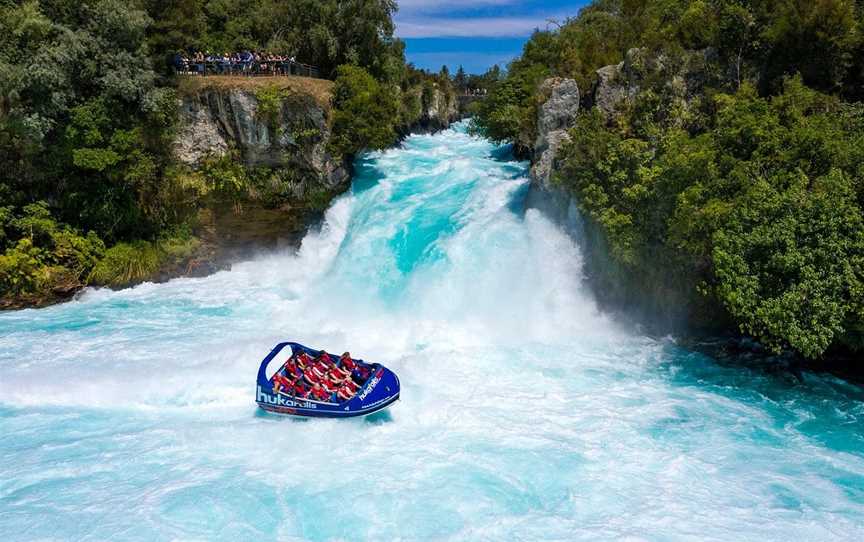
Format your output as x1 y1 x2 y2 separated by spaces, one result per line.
1 123 863 541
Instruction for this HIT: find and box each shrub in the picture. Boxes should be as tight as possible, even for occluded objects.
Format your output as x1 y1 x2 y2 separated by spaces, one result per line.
0 239 46 296
0 203 106 299
255 85 287 135
88 241 162 287
88 231 202 288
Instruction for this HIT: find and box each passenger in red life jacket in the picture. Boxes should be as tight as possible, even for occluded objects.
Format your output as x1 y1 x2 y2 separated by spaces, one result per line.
307 382 330 402
316 351 335 368
341 377 359 394
271 371 292 394
311 360 328 380
336 382 355 402
283 358 301 379
303 365 320 385
297 352 313 368
321 379 338 400
291 378 307 397
326 367 345 386
338 352 356 374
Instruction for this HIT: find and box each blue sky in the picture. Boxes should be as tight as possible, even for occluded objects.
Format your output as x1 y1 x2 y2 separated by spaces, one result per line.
396 0 588 74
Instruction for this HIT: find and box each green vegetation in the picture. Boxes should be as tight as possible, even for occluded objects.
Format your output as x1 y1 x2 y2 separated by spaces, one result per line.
0 202 104 303
474 0 864 359
330 63 455 155
89 233 200 287
255 84 288 134
330 65 399 156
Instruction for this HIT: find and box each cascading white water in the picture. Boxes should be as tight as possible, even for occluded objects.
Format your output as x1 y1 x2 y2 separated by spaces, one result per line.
1 122 863 541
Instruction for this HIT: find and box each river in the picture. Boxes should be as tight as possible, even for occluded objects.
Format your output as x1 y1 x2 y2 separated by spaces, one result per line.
1 122 863 540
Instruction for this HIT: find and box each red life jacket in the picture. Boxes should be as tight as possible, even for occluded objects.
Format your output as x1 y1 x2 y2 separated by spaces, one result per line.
341 356 356 371
311 386 329 401
303 367 319 384
272 374 291 389
292 382 306 396
337 386 354 401
343 379 359 392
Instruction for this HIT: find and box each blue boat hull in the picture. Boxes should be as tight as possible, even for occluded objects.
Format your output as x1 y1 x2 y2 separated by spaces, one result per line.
255 342 400 418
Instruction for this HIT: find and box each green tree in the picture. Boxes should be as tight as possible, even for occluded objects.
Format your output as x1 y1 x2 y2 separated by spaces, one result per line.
454 65 467 92
329 65 399 156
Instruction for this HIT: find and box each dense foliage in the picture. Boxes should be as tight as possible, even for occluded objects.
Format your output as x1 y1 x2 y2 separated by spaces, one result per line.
474 0 864 359
329 63 455 156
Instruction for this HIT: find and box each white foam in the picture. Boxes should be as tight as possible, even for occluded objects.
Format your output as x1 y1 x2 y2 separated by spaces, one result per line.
1 123 862 541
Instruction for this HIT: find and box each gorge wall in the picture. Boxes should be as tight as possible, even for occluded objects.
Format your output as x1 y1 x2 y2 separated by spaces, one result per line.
174 78 349 196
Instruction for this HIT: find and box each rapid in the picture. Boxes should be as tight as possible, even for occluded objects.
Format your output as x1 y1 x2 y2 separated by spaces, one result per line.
1 123 863 541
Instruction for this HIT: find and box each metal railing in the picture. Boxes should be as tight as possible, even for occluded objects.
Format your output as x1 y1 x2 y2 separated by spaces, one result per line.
175 59 321 79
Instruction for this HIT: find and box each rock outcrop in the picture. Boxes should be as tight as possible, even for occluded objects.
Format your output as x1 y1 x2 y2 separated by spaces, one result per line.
175 83 460 188
174 86 349 193
592 47 717 120
531 48 717 189
422 87 459 131
530 78 580 189
401 86 460 134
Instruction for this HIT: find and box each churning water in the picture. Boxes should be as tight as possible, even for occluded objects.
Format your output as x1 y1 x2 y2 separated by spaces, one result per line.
1 123 863 541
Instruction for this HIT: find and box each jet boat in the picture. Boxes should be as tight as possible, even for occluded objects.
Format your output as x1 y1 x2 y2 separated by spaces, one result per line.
255 342 400 418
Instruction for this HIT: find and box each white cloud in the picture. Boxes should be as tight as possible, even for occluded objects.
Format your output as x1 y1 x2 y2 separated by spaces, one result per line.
396 0 521 12
396 15 553 38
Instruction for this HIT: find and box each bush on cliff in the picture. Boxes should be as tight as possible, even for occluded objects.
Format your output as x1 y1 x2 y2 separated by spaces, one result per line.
330 65 399 156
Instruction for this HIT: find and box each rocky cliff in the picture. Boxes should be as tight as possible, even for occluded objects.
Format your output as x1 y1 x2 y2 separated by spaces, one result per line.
174 79 459 181
593 47 717 122
401 85 460 134
530 78 580 188
422 87 459 131
174 78 350 195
